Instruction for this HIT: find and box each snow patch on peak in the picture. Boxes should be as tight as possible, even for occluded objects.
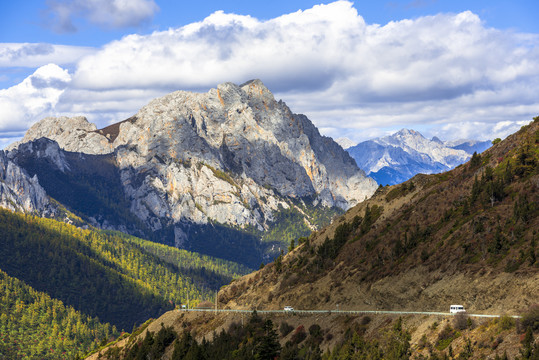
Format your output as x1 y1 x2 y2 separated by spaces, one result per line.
335 137 356 150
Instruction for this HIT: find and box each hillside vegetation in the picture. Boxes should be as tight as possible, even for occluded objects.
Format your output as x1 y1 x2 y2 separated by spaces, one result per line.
219 117 539 314
88 306 539 360
86 118 539 360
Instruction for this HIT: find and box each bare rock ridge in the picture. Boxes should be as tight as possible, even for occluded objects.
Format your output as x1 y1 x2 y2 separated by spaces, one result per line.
12 80 376 208
0 150 52 215
7 80 377 266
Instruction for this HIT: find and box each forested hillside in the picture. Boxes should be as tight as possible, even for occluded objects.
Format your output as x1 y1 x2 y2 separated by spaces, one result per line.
0 269 117 359
0 209 251 332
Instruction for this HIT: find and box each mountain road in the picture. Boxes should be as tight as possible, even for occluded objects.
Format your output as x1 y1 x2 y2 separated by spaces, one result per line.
181 308 520 318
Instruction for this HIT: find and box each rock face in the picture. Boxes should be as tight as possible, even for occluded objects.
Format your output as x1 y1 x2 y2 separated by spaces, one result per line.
8 80 377 266
347 129 491 185
0 150 52 215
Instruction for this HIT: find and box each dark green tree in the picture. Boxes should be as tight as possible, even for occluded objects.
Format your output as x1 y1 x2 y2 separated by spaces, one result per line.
519 327 539 360
172 331 195 359
255 319 281 360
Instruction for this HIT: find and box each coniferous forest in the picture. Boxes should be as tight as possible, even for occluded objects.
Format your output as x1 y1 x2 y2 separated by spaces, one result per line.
0 208 251 358
0 268 117 359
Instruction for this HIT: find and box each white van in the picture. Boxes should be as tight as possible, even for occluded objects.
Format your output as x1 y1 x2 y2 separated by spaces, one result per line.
450 305 466 313
284 306 294 312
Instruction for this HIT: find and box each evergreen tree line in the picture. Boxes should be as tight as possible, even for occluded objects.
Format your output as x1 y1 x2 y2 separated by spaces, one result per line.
103 312 285 360
126 234 252 289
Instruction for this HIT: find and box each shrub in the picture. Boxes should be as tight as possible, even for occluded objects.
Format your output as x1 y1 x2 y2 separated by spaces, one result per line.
436 324 458 350
497 315 515 332
361 316 372 326
418 334 430 350
291 325 307 344
308 324 323 345
521 304 539 332
280 321 294 337
453 313 469 331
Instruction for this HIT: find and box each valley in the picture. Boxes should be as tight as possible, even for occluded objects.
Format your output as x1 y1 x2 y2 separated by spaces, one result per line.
0 81 537 359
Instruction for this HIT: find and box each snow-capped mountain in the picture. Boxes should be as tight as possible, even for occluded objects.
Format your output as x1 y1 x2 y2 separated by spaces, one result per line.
335 137 357 150
346 129 491 185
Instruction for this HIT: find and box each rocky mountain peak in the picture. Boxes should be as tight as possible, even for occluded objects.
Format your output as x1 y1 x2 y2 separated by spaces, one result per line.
334 137 357 150
6 80 377 265
394 128 419 137
240 79 275 103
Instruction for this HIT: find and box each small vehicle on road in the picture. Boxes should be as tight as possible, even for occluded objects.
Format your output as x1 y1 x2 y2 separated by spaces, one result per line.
284 306 294 312
450 305 466 313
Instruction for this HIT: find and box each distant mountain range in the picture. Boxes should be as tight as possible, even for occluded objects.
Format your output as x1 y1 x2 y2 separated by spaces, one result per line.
344 129 492 185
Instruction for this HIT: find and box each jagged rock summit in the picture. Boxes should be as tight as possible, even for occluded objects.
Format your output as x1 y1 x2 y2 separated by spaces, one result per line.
14 80 376 209
8 80 377 265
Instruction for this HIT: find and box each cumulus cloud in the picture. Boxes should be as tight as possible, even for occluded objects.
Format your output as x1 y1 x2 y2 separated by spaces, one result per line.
2 1 538 144
0 64 71 132
72 2 363 91
43 0 159 32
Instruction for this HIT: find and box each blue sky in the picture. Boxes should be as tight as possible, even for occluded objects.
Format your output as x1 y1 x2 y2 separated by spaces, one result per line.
1 0 539 148
3 1 538 46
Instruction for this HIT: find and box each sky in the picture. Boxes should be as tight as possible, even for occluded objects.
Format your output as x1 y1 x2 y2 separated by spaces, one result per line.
1 0 539 149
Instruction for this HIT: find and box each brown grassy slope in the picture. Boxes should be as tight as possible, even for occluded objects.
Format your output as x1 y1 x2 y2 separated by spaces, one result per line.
219 118 539 315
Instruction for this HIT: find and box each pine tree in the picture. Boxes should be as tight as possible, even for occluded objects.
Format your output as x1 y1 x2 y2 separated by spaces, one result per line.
255 319 280 360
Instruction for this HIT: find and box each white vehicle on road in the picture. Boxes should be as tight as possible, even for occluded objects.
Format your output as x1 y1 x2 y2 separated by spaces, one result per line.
450 305 466 314
284 306 294 312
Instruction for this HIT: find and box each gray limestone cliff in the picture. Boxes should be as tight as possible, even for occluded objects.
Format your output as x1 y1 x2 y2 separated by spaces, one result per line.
8 80 377 264
0 150 52 215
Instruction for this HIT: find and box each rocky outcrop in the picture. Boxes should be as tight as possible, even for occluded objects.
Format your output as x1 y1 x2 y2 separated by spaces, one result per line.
7 80 377 266
9 116 113 154
0 150 52 215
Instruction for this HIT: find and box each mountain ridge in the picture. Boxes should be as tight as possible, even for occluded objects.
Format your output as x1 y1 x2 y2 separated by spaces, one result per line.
217 117 539 314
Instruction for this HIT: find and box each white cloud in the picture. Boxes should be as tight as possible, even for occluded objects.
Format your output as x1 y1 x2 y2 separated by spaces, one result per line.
0 43 96 68
0 64 71 132
43 0 159 32
1 1 538 144
72 1 365 91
